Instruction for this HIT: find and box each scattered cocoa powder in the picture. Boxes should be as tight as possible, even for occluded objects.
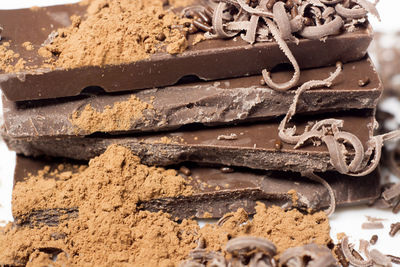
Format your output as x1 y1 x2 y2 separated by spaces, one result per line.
39 0 191 70
192 34 207 45
0 42 26 73
70 95 154 133
22 41 34 51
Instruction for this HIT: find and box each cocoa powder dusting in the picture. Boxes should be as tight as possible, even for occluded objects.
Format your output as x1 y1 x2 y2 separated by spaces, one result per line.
39 0 191 70
70 95 154 133
0 42 26 73
1 146 332 266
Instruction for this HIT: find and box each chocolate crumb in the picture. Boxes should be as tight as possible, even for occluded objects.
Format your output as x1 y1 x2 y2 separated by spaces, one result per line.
370 234 378 245
274 139 283 151
217 133 238 140
179 166 191 176
389 222 400 237
334 244 349 267
361 222 384 230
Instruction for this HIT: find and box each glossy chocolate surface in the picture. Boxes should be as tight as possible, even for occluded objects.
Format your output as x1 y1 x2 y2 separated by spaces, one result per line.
2 58 382 138
3 109 375 173
0 3 372 101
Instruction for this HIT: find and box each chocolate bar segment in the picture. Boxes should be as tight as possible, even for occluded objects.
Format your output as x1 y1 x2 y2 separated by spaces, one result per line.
3 110 375 173
0 3 372 101
2 58 382 138
13 155 381 224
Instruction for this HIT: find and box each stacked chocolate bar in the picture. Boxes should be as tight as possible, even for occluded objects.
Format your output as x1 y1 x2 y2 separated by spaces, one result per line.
0 0 386 224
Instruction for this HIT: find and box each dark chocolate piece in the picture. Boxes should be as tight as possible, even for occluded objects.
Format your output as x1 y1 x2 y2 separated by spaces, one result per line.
2 58 382 138
3 110 375 173
0 3 372 101
13 155 381 224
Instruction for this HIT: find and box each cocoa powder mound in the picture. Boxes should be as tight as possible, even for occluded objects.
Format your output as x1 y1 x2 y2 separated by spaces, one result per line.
40 0 191 69
70 95 154 133
1 145 332 266
12 145 193 219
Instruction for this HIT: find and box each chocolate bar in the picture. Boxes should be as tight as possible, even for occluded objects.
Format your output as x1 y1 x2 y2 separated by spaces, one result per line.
0 2 372 101
13 155 380 225
3 109 375 173
2 58 382 138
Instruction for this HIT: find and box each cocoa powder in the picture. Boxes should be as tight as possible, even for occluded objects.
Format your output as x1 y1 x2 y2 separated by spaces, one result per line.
40 0 191 69
70 95 155 133
0 42 26 73
0 145 332 266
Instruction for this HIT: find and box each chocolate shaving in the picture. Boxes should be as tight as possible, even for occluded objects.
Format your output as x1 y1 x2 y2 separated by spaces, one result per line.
389 222 400 237
359 239 371 260
382 183 400 201
279 243 337 267
262 18 300 91
369 235 378 245
225 236 277 256
335 4 367 19
354 0 380 20
387 255 400 264
334 244 350 267
341 236 372 267
370 249 392 267
278 62 343 144
303 172 336 216
299 15 343 40
273 2 294 41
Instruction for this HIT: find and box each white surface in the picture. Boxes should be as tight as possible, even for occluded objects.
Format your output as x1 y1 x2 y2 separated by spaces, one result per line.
0 0 399 263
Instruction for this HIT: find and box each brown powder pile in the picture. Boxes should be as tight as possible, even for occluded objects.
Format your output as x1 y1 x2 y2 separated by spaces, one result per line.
39 0 191 69
12 145 192 219
1 145 332 266
0 42 26 73
70 95 154 133
198 203 331 255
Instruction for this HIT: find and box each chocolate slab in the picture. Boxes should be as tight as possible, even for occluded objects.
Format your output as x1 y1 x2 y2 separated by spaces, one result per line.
13 155 381 225
0 2 372 101
3 110 375 173
2 57 382 138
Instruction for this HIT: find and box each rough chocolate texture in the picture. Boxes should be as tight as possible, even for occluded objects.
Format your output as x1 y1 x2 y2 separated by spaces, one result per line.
0 3 372 101
3 110 375 173
13 155 380 224
2 58 382 138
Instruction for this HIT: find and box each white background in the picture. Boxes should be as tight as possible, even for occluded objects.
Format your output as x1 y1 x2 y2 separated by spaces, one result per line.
0 0 399 263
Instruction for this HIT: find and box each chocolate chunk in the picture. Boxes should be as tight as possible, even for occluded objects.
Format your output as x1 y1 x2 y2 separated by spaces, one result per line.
0 3 372 101
2 58 382 138
13 155 381 224
2 109 375 173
